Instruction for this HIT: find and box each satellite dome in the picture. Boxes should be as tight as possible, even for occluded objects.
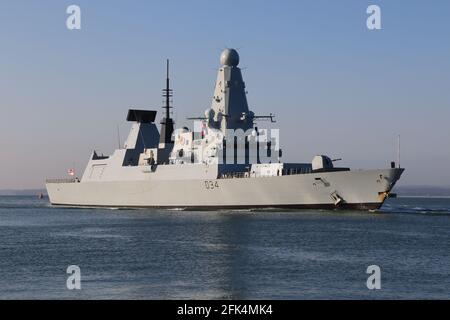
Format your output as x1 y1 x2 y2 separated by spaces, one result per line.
220 48 239 67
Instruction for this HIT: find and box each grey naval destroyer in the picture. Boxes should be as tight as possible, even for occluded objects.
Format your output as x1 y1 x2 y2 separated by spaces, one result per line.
46 49 404 210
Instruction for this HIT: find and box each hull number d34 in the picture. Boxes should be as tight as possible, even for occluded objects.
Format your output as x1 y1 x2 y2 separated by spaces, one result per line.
204 181 219 190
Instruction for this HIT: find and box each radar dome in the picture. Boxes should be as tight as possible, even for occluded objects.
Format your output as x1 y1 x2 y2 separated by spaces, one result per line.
220 48 239 67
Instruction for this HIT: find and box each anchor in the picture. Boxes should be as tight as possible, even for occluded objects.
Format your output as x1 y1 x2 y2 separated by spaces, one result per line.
330 191 344 206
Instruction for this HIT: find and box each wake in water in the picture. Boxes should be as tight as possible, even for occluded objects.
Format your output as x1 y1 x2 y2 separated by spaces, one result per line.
381 198 450 215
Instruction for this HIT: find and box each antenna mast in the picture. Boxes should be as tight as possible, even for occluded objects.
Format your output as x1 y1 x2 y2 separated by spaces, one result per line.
164 59 171 120
159 59 174 145
397 134 401 168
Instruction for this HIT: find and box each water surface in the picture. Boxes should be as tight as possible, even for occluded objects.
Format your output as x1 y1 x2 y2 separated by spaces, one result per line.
0 196 448 299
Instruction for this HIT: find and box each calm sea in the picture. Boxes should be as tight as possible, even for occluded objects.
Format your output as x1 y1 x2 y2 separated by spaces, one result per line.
0 196 448 299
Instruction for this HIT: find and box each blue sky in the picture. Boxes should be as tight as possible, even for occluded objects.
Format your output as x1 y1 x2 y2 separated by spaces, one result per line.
0 0 449 188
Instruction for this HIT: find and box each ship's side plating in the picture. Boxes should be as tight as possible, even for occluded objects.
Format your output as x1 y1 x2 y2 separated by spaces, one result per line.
47 166 403 209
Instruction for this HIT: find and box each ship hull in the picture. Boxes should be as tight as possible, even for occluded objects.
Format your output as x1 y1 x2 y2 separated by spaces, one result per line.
46 168 404 211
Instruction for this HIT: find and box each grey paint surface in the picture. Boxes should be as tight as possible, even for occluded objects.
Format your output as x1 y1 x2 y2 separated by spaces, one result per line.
47 167 403 209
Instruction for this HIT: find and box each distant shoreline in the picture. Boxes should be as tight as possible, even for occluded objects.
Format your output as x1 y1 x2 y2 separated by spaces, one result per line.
0 189 46 196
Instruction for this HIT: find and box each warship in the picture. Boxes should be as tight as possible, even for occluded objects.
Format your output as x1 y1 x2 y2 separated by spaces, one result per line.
46 49 404 210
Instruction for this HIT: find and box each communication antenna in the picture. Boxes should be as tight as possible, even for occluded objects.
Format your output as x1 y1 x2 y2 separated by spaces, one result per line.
164 59 172 121
159 59 175 144
116 124 121 149
397 134 401 169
